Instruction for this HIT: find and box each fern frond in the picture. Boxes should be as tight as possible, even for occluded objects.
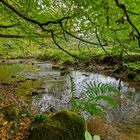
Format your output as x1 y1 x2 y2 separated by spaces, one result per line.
70 76 76 98
70 78 119 116
70 76 78 111
94 95 117 107
77 100 104 116
84 82 118 97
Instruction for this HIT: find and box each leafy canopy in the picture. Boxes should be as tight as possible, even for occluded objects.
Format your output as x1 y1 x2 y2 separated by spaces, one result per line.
0 0 140 59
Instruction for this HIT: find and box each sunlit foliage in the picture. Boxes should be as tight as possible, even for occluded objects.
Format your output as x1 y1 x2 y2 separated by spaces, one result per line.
0 0 140 59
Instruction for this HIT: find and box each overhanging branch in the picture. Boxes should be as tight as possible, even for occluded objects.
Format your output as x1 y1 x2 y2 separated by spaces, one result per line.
41 17 71 26
60 22 101 46
114 0 140 47
0 0 70 29
51 30 81 60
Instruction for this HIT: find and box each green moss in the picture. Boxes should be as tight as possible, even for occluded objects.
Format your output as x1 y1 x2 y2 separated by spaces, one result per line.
51 110 86 137
27 110 86 140
15 80 43 96
0 64 26 84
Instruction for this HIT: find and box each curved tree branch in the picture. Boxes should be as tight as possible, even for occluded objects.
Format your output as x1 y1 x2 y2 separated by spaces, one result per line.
0 0 70 28
114 0 140 47
60 22 102 46
95 29 124 65
51 30 81 60
114 31 138 61
95 29 112 58
0 0 42 26
88 17 123 64
41 17 71 26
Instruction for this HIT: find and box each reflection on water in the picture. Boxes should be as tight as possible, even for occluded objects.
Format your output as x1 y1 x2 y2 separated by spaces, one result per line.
31 71 137 112
0 62 140 140
0 64 26 83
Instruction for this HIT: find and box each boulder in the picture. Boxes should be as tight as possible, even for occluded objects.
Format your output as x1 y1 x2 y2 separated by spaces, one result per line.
27 110 86 140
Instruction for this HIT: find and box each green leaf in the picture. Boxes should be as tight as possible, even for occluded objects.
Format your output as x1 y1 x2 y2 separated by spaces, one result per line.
93 135 101 140
85 130 92 140
94 95 117 107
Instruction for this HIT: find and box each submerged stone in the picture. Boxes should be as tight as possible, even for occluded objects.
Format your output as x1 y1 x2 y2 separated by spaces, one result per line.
27 110 86 140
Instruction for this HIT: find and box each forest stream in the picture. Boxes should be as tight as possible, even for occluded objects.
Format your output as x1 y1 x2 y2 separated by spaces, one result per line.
0 60 140 140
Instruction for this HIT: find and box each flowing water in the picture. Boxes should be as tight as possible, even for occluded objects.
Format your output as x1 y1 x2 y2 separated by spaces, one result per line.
0 61 140 140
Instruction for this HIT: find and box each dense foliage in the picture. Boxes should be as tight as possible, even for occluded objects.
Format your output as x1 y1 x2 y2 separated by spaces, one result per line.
0 0 140 60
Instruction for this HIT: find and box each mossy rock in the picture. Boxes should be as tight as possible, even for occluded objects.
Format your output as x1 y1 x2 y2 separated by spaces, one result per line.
0 104 19 121
27 110 86 140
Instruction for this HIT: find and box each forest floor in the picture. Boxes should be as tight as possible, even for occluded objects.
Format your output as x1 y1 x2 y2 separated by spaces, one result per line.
0 82 32 140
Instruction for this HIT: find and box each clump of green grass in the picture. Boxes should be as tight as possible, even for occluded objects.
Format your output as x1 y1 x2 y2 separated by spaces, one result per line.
32 114 48 122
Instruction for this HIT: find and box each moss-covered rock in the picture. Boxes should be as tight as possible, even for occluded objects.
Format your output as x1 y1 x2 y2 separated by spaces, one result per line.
27 110 86 140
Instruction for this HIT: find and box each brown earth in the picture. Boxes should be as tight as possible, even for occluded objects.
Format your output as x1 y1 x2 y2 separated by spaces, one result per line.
0 83 32 140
